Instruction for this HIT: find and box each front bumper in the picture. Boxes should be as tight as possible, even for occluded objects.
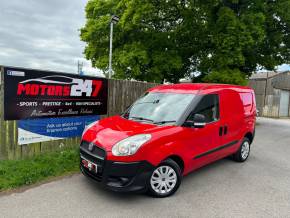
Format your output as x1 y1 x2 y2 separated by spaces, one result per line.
79 142 154 192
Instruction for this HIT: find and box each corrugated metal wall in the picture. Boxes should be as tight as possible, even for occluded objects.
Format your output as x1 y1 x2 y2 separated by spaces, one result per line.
249 72 290 118
248 79 266 114
263 89 280 117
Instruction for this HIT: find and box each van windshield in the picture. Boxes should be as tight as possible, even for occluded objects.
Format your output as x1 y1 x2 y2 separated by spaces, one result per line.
123 92 195 125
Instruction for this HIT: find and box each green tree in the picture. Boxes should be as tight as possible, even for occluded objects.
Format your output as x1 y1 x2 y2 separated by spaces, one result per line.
81 0 290 85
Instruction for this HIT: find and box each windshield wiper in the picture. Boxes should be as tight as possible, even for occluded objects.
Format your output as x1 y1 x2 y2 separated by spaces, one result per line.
129 116 154 123
154 120 176 125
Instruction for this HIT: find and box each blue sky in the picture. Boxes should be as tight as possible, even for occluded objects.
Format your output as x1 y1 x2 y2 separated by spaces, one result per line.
277 64 290 71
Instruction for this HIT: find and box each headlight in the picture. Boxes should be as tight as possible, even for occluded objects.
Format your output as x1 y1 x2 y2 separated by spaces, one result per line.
112 134 151 156
82 120 99 137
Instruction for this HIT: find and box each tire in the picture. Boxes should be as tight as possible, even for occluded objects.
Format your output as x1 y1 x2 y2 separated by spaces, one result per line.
147 159 182 198
233 138 251 162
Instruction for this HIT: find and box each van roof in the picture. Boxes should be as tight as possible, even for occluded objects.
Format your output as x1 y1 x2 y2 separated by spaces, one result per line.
148 83 252 94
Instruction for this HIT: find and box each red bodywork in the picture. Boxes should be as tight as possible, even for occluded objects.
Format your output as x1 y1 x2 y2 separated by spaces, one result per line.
82 83 256 176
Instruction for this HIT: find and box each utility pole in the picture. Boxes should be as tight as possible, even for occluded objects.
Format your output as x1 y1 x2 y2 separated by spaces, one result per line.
77 60 83 75
108 15 120 78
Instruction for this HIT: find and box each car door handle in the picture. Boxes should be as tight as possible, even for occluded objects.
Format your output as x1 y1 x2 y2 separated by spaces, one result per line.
219 126 223 136
219 126 228 136
224 126 228 135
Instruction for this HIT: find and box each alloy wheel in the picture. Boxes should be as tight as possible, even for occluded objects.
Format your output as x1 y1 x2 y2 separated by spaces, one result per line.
150 166 177 194
241 141 250 160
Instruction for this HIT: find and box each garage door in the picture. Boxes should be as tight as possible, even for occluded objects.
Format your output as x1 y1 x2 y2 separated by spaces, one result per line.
279 90 290 117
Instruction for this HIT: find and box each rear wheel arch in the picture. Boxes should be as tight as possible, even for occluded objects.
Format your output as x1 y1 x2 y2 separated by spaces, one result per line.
244 132 254 144
233 137 251 162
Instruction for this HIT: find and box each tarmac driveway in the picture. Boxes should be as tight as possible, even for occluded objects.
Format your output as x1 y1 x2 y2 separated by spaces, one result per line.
0 117 289 218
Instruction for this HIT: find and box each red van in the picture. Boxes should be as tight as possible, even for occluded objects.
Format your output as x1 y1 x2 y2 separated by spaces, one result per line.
80 83 256 197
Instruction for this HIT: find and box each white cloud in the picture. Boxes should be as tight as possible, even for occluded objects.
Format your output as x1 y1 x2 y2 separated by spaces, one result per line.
0 0 104 77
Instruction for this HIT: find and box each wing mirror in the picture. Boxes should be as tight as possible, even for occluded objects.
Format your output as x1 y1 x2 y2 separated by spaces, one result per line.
184 114 206 128
193 114 206 128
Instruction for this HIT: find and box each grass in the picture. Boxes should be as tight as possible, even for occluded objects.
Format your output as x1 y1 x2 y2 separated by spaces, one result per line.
0 148 80 192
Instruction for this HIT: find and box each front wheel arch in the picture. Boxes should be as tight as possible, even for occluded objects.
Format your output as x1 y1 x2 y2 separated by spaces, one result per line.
163 155 185 174
147 158 182 197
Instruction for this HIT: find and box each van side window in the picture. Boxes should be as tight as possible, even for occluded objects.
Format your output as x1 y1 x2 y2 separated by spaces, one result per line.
189 94 220 123
239 92 253 115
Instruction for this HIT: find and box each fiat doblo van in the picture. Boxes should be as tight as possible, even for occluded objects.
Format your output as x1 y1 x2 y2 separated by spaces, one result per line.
80 83 256 197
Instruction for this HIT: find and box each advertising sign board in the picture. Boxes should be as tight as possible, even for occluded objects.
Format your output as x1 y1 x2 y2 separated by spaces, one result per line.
3 67 108 120
18 115 99 145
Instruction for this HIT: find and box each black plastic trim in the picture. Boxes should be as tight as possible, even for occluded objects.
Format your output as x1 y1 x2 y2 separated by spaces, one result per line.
80 147 104 160
80 159 155 193
194 140 239 159
80 141 106 159
219 126 223 136
224 126 228 135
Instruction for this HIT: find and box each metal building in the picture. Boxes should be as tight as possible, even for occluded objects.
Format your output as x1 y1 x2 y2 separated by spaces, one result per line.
249 71 290 118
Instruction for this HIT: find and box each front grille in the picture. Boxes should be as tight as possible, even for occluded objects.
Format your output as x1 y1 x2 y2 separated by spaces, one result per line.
80 140 106 180
80 141 106 158
80 149 104 167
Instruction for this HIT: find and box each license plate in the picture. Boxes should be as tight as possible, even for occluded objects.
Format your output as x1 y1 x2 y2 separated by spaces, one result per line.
82 158 98 173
